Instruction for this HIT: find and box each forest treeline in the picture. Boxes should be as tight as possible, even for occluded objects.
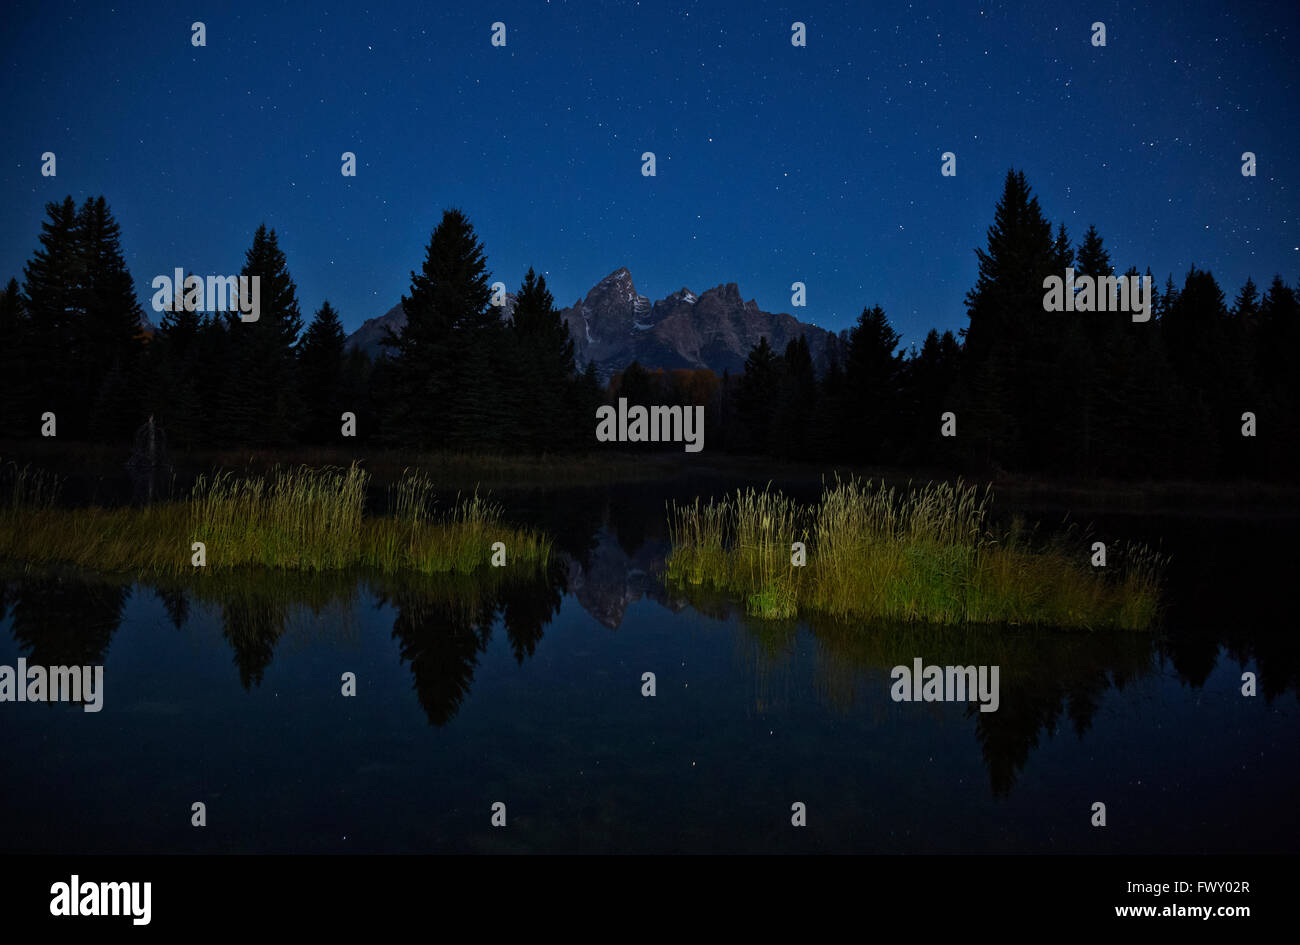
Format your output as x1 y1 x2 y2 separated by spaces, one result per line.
0 200 601 452
1 170 1296 480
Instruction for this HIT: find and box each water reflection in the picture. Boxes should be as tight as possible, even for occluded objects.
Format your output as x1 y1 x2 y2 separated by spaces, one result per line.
377 569 565 726
670 588 1156 795
3 573 127 668
1 488 1296 805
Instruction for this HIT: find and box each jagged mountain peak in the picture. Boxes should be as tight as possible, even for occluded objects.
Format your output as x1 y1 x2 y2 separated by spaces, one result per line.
588 267 646 304
598 266 634 284
344 270 832 381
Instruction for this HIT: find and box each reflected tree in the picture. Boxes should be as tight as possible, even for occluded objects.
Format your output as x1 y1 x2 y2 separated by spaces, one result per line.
7 575 127 668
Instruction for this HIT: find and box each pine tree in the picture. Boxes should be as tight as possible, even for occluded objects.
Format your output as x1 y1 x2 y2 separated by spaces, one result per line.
340 347 375 443
770 335 816 458
1164 266 1228 378
146 297 206 447
1233 277 1260 324
448 315 509 450
1074 224 1112 278
960 170 1063 470
78 197 146 441
736 337 782 455
569 360 605 450
381 209 493 450
1258 276 1298 376
0 279 33 437
1160 274 1179 320
963 170 1056 359
22 197 83 436
298 300 347 443
1064 225 1117 470
1087 264 1151 475
510 267 576 450
1051 223 1074 271
19 196 148 440
805 350 845 461
843 304 903 462
219 224 304 445
194 314 232 446
1257 276 1300 471
902 328 962 464
1163 266 1231 475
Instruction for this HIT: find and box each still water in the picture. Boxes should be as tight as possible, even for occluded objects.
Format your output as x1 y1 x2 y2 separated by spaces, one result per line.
2 483 1296 853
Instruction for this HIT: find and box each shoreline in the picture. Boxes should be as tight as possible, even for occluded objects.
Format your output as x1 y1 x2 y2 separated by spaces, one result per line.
2 439 1297 517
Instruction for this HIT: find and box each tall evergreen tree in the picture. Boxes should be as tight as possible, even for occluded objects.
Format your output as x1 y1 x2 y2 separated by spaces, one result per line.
380 209 494 450
19 196 147 440
1087 263 1156 475
960 170 1065 469
902 328 962 464
1162 266 1232 475
219 224 304 445
805 348 846 461
735 337 782 455
0 279 33 437
509 267 576 450
1051 222 1074 271
770 335 816 458
1257 276 1300 470
298 300 347 443
1066 225 1118 469
22 197 83 437
843 304 903 462
145 284 207 447
78 196 146 440
1074 224 1112 278
963 171 1056 358
1232 277 1260 324
570 360 605 450
340 347 375 443
1160 274 1179 318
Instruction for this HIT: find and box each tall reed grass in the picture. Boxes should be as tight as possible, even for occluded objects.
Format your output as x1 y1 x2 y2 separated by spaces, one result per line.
0 461 550 577
666 476 1164 629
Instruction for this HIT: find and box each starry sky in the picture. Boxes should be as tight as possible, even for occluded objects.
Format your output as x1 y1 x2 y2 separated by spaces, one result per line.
1 0 1296 346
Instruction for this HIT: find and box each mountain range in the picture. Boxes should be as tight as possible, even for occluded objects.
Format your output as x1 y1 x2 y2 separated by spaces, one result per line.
343 267 834 379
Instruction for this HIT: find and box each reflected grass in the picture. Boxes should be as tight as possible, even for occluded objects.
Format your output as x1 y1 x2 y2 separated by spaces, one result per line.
666 476 1165 629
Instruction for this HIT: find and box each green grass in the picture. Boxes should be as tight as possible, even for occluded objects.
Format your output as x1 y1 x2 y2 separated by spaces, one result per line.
0 461 550 577
666 476 1165 629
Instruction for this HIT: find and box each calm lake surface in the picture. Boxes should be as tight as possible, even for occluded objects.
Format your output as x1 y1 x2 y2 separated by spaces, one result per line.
2 480 1297 853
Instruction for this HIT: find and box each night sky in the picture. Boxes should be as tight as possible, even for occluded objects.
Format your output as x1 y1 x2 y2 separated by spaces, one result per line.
2 0 1296 346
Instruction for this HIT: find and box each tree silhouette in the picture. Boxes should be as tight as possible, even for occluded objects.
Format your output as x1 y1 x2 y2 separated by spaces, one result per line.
509 267 576 450
0 279 32 437
843 305 903 463
22 197 86 437
380 208 494 450
298 300 348 442
735 337 782 454
218 224 304 445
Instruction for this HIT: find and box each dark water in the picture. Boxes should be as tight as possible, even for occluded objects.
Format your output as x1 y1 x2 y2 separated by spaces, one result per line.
1 483 1297 854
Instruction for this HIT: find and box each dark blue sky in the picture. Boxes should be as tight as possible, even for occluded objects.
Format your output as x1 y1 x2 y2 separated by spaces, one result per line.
2 0 1296 346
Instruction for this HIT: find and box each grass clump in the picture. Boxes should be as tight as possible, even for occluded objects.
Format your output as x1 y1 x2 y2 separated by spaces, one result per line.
0 461 549 577
666 476 1164 629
